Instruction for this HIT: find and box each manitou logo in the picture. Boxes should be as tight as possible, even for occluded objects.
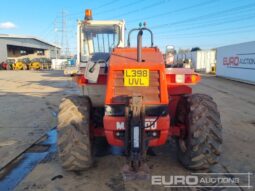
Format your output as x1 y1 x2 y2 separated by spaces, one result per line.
144 119 157 130
116 122 125 130
116 119 157 130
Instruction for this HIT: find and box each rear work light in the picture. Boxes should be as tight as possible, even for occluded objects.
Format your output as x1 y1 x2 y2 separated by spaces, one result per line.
166 74 201 85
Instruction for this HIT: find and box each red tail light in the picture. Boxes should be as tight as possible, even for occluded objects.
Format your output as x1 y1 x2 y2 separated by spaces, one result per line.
166 74 201 85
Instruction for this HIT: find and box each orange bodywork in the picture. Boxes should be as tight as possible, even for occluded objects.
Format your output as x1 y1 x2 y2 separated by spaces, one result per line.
105 47 169 105
74 46 201 147
104 116 170 147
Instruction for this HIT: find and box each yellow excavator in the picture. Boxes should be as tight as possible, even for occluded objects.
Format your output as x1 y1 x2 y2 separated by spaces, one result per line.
13 58 30 70
29 58 42 70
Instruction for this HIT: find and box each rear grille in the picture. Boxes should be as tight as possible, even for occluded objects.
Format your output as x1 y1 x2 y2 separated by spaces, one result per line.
112 71 160 103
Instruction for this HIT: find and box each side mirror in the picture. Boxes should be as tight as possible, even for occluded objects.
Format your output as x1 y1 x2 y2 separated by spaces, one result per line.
85 61 100 83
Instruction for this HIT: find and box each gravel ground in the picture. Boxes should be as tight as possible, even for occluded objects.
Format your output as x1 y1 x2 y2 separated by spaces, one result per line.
0 71 254 191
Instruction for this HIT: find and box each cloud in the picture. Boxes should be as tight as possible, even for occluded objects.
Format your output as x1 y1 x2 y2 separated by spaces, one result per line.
0 22 16 29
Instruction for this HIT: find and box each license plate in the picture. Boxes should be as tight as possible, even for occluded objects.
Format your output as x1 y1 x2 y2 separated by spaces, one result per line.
124 69 149 86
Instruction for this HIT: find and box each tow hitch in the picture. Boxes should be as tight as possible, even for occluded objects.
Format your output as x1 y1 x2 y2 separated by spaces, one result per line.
122 96 150 180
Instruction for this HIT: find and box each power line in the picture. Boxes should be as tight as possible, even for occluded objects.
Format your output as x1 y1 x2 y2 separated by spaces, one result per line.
153 12 255 37
128 0 218 23
154 24 255 40
106 0 169 19
94 0 121 10
67 0 121 18
39 16 58 39
154 8 255 35
150 2 255 29
153 28 255 50
95 0 146 16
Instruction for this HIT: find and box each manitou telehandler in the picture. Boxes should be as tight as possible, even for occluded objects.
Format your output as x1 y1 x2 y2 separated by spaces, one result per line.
57 10 222 178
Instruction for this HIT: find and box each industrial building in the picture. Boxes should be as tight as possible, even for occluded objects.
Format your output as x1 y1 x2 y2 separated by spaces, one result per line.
0 34 61 62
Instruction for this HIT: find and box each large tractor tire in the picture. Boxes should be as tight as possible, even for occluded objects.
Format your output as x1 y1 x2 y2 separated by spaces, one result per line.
57 95 93 171
176 94 222 170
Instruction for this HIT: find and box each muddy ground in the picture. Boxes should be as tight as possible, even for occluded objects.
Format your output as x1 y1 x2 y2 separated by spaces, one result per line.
0 71 78 169
0 71 254 191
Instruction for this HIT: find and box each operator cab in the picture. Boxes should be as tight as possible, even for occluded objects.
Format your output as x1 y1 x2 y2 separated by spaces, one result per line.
74 10 125 106
77 9 125 70
81 24 120 63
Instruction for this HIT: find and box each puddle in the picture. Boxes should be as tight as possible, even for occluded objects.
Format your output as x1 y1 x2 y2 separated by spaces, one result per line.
0 129 57 191
51 111 57 117
0 129 125 190
110 146 124 156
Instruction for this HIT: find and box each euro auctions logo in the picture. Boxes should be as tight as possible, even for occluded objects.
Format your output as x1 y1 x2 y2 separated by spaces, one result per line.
223 56 239 66
223 53 255 69
151 173 253 188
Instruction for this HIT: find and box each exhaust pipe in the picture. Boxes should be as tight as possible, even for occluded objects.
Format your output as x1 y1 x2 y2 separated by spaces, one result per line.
127 27 154 62
137 30 143 62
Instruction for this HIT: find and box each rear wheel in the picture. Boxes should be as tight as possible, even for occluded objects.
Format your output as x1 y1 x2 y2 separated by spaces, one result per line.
57 95 93 171
176 94 222 170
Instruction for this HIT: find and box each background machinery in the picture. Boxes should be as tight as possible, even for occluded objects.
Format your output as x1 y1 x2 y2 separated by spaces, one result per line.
30 58 42 70
40 58 51 70
57 10 222 178
0 61 8 70
13 58 30 70
164 45 175 67
6 59 15 70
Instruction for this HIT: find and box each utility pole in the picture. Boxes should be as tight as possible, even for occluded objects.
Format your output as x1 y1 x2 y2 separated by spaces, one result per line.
61 9 65 58
54 9 70 59
60 9 69 58
54 18 59 60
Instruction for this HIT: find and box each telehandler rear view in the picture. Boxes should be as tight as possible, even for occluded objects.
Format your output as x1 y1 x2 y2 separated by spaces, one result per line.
57 9 222 178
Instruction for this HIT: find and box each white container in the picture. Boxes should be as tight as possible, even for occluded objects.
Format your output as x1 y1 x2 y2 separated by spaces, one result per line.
51 59 68 70
174 50 216 73
192 50 216 73
216 41 255 84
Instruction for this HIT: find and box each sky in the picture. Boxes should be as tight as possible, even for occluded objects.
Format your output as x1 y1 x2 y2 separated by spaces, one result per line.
0 0 255 54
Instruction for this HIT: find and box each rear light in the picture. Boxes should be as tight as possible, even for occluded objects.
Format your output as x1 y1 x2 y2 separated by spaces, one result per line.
176 74 185 83
166 74 201 84
185 74 200 83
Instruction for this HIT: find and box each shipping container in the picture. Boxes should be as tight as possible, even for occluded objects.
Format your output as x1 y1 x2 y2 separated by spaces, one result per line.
175 50 216 73
192 50 216 73
216 41 255 84
51 59 68 70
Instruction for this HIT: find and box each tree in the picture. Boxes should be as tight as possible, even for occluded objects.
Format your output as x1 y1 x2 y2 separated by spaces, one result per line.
191 47 201 52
